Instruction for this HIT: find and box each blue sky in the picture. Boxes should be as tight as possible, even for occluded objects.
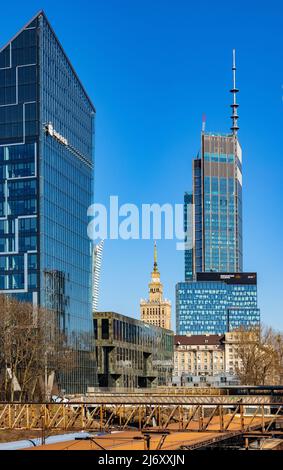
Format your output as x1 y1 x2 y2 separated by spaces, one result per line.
1 0 283 330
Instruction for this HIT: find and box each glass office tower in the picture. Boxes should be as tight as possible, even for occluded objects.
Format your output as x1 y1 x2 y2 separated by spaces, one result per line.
176 273 260 335
185 133 243 280
179 52 260 335
184 192 193 281
0 11 96 393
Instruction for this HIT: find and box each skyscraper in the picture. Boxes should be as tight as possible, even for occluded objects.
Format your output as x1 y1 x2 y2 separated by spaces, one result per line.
140 242 171 330
184 192 193 281
177 51 260 335
0 11 96 393
92 240 104 313
185 51 242 280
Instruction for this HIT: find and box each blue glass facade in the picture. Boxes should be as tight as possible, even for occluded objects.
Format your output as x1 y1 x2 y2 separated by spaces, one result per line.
176 273 260 335
202 134 243 273
0 12 96 393
184 133 243 280
184 192 193 281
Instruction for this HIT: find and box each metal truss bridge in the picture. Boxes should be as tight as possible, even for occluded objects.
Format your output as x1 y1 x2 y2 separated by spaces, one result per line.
0 394 282 433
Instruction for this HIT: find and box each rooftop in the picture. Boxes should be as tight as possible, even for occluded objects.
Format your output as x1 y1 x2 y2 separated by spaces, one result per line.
174 334 224 346
94 311 173 334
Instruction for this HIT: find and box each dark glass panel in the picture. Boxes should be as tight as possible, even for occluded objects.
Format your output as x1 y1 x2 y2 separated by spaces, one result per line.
93 319 97 339
12 29 37 50
0 46 10 69
101 319 109 340
27 18 38 29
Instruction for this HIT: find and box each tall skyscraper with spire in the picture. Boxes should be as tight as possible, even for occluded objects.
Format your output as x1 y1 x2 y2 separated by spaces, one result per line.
140 242 171 330
185 50 243 280
177 51 260 336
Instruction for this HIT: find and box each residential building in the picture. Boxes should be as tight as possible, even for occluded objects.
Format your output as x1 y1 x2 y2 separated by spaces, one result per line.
174 334 225 383
140 242 171 330
0 11 96 393
173 334 240 387
94 311 174 388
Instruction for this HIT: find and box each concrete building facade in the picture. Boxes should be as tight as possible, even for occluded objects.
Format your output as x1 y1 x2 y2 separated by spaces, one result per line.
94 311 174 389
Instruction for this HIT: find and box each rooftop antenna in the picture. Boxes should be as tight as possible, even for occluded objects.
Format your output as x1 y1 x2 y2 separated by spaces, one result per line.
230 49 239 135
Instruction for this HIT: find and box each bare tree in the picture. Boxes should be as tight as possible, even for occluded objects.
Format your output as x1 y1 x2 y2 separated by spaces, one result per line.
0 295 75 402
269 330 283 384
234 325 283 386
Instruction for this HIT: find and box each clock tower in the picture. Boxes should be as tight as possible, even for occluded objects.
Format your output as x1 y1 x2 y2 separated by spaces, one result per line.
140 242 171 330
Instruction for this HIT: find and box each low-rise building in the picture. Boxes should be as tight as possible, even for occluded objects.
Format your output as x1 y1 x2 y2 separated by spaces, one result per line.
94 311 174 389
223 331 242 376
174 334 225 385
173 334 241 387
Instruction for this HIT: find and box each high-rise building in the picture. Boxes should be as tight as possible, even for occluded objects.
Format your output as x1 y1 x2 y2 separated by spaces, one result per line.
177 51 260 335
92 240 104 313
185 51 242 279
0 11 96 393
184 192 193 281
140 242 171 330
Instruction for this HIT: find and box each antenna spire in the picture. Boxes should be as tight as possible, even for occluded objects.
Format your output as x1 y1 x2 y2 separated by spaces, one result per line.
153 241 158 272
230 49 239 135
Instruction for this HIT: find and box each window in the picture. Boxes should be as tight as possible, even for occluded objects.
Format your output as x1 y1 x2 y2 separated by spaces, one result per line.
93 319 97 339
101 319 109 340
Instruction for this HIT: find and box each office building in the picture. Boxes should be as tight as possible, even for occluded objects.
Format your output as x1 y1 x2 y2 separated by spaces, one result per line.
92 240 104 312
0 11 96 393
94 311 174 388
140 242 171 330
176 272 260 335
178 51 260 335
184 192 193 281
184 51 242 279
186 133 243 278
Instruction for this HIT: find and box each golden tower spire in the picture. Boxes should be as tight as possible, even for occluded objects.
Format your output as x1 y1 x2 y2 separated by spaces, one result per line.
153 240 158 272
140 242 172 330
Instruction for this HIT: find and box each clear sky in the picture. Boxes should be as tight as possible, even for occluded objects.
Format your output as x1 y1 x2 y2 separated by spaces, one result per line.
1 0 282 331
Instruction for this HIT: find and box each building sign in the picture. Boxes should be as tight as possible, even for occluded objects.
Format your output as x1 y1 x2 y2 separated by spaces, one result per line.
45 123 68 146
196 272 257 285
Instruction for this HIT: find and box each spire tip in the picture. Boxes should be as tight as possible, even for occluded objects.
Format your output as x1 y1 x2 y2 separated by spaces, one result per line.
230 49 239 135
